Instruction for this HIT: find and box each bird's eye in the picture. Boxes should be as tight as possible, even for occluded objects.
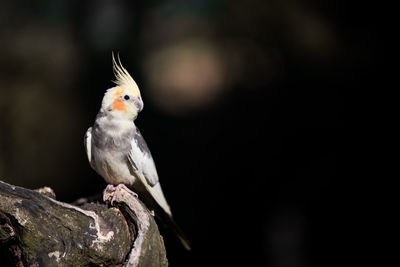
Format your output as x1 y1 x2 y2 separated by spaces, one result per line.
123 95 130 100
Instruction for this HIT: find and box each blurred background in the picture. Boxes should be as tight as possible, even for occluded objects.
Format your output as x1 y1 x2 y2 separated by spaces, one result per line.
0 0 378 266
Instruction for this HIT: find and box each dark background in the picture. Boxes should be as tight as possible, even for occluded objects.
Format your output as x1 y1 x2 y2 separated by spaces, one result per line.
0 0 378 266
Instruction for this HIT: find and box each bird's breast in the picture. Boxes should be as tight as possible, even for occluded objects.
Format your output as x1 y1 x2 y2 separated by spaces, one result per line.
90 124 136 186
92 146 135 186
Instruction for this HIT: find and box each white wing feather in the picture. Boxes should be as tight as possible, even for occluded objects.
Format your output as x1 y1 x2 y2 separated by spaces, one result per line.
128 129 172 215
84 127 92 163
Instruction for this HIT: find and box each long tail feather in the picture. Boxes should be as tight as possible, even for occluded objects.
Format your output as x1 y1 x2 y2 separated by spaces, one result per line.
155 206 191 251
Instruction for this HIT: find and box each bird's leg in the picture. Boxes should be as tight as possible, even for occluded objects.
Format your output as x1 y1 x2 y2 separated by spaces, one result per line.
104 184 138 206
112 184 138 205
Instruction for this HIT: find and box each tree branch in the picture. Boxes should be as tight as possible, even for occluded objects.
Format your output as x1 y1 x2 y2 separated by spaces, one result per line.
0 180 167 267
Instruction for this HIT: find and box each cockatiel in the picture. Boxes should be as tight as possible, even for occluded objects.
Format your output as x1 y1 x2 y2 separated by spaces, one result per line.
84 54 190 250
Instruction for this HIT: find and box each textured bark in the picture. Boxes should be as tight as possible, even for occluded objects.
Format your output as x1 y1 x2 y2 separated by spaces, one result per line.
0 180 167 267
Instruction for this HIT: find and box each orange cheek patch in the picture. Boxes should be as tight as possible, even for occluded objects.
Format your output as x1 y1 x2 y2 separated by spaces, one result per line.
112 98 126 111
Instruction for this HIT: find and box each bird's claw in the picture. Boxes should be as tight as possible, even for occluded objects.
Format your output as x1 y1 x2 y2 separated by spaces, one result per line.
104 184 138 206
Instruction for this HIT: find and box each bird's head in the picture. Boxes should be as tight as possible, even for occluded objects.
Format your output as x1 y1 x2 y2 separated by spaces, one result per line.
101 54 144 121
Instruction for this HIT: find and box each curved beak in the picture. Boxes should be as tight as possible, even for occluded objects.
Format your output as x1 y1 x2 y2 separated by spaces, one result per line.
134 96 144 112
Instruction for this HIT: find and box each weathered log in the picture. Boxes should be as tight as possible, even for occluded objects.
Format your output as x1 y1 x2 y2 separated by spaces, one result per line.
0 180 168 266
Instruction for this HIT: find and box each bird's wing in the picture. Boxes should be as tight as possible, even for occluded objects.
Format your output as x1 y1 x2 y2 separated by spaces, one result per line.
128 127 171 215
84 127 93 163
128 128 159 186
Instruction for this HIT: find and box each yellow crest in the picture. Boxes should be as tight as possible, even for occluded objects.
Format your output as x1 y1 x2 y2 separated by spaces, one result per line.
112 52 140 95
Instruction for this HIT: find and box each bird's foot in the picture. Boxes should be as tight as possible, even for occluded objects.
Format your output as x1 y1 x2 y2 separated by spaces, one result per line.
104 184 138 206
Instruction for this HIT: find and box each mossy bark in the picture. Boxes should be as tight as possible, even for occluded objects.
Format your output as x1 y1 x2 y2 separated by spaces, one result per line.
0 180 167 267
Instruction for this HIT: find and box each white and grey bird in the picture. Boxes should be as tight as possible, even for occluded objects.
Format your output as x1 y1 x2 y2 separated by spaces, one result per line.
84 54 190 250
